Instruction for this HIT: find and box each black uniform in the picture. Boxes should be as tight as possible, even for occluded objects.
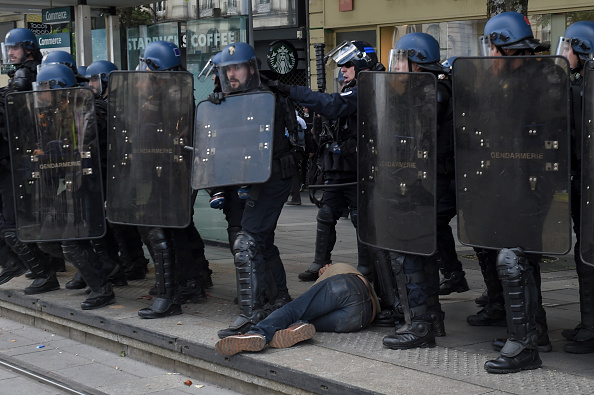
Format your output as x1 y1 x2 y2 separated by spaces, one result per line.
0 59 60 294
289 81 371 280
217 87 296 338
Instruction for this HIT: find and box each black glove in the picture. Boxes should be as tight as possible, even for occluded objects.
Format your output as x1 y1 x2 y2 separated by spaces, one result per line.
207 92 225 105
267 80 291 96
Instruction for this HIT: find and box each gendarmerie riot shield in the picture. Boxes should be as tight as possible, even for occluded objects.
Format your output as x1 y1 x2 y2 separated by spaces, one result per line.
581 60 594 266
358 71 437 255
5 87 105 242
106 71 194 228
192 91 275 189
453 56 571 254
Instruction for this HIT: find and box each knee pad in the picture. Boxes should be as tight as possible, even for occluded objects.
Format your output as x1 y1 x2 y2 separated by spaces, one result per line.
496 248 524 280
233 231 257 267
148 228 171 254
316 204 334 225
2 229 18 248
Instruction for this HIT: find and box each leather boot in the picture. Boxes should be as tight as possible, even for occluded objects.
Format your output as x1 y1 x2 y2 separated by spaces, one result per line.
564 260 594 353
0 239 27 285
299 207 335 281
138 229 181 319
383 320 435 350
66 270 87 290
467 303 507 326
178 279 206 303
484 249 542 374
218 231 267 338
439 270 470 295
81 283 116 310
4 232 59 295
62 241 115 310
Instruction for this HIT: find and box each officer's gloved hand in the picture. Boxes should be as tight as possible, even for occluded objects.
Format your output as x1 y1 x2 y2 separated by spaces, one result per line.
267 80 291 96
238 185 251 199
207 92 225 105
209 191 226 209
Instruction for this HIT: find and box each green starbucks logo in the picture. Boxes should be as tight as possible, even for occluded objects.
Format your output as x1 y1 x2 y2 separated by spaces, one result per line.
267 41 297 75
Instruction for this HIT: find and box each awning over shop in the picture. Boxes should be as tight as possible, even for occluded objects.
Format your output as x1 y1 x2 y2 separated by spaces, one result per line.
0 1 149 17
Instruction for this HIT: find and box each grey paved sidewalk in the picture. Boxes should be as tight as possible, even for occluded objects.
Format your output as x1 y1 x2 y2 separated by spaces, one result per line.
0 317 239 395
0 191 593 394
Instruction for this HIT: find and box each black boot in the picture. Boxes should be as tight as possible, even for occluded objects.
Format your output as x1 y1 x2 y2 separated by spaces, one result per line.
4 231 59 295
383 320 435 349
178 279 206 303
564 259 594 353
298 206 335 281
219 231 267 338
0 238 27 285
467 303 507 326
475 289 488 306
439 270 470 295
65 270 87 290
82 283 115 310
138 229 181 319
62 241 115 310
484 249 542 374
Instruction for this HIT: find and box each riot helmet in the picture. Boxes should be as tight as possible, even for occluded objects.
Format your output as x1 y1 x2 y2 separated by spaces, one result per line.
328 41 379 70
85 60 118 96
218 42 261 93
556 21 594 67
479 12 549 56
35 63 77 90
77 66 87 76
389 32 447 74
138 41 182 71
40 50 77 74
2 28 40 65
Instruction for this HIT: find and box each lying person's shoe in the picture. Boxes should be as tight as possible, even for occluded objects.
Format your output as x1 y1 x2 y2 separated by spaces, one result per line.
269 323 316 349
215 333 266 356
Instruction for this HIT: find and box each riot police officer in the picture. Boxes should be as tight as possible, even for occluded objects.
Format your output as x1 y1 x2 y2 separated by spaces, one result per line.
84 60 151 285
130 41 208 318
377 33 450 349
211 42 296 338
466 11 563 373
32 63 117 309
270 40 384 282
86 60 118 101
0 28 59 294
556 20 594 354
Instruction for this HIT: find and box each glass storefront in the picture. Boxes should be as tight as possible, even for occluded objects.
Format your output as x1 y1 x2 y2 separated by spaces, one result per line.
186 16 247 102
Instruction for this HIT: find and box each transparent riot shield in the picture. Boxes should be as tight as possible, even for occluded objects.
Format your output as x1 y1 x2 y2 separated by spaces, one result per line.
106 71 194 228
581 60 594 265
453 56 571 254
358 71 437 255
192 91 275 190
5 87 105 242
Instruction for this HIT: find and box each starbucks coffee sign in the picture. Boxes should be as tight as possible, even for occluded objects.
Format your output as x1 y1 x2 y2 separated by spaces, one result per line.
267 40 297 75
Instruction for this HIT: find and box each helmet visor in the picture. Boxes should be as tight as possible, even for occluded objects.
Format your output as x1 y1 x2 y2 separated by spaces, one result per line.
197 58 216 81
88 75 103 96
388 49 409 72
326 41 360 66
2 42 24 65
218 59 261 93
138 57 158 71
478 35 493 57
556 37 573 58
